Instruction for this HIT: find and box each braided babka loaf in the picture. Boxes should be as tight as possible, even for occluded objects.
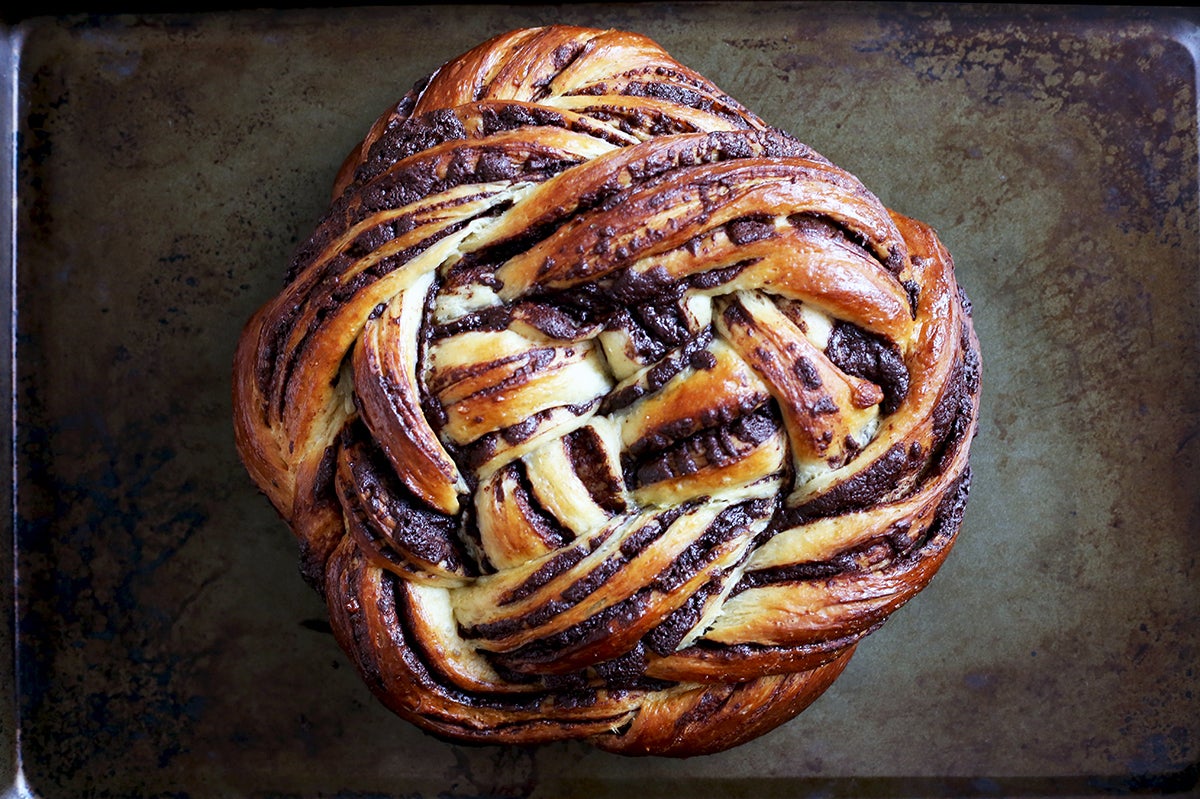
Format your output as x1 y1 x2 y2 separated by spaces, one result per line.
233 25 981 756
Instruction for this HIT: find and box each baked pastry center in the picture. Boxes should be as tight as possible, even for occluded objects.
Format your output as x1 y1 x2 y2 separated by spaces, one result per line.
233 24 981 756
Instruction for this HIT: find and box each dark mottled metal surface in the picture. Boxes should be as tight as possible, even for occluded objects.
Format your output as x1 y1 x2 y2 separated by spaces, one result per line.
4 3 1198 796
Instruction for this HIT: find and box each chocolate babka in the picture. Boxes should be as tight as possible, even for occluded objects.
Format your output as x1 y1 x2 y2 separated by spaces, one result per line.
233 25 981 756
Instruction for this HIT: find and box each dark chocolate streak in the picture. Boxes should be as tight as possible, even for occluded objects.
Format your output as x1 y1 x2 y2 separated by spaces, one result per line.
631 407 780 489
359 568 659 718
338 421 472 575
928 323 982 476
574 74 761 130
486 590 654 672
825 320 910 415
463 503 694 640
563 426 627 514
786 441 918 525
486 498 769 673
459 399 601 472
523 41 593 103
525 158 900 294
287 131 581 287
677 626 879 664
781 320 978 526
427 345 556 397
885 320 979 497
355 101 634 189
731 467 971 601
642 577 721 656
688 258 754 291
600 327 715 414
261 217 471 417
732 523 913 593
629 294 695 347
430 301 597 342
498 545 590 607
592 300 691 369
727 214 775 245
484 647 677 695
653 498 772 593
457 503 492 574
417 276 449 432
630 369 763 455
311 443 339 507
786 212 905 279
565 95 735 138
512 460 575 550
584 59 774 125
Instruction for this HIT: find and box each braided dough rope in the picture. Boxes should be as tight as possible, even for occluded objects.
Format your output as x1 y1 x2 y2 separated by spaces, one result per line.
233 25 981 756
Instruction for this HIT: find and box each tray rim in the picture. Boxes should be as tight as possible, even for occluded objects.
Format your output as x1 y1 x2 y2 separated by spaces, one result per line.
1 5 1199 797
3 21 25 799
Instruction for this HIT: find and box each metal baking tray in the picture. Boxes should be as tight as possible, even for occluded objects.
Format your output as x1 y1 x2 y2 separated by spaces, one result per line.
4 3 1198 796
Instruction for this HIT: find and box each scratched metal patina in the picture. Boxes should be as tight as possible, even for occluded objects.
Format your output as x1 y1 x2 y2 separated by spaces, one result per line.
6 3 1198 796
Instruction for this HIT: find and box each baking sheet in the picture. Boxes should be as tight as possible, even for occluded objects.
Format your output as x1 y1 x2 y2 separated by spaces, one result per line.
4 3 1198 796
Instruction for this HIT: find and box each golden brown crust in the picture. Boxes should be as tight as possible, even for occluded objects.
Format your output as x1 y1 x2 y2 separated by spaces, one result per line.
233 24 981 756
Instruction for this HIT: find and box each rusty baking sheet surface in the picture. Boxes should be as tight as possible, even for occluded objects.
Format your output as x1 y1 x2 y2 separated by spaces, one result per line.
4 3 1198 797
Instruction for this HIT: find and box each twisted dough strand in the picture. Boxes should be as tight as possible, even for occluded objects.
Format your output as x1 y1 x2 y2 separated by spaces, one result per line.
234 25 981 756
